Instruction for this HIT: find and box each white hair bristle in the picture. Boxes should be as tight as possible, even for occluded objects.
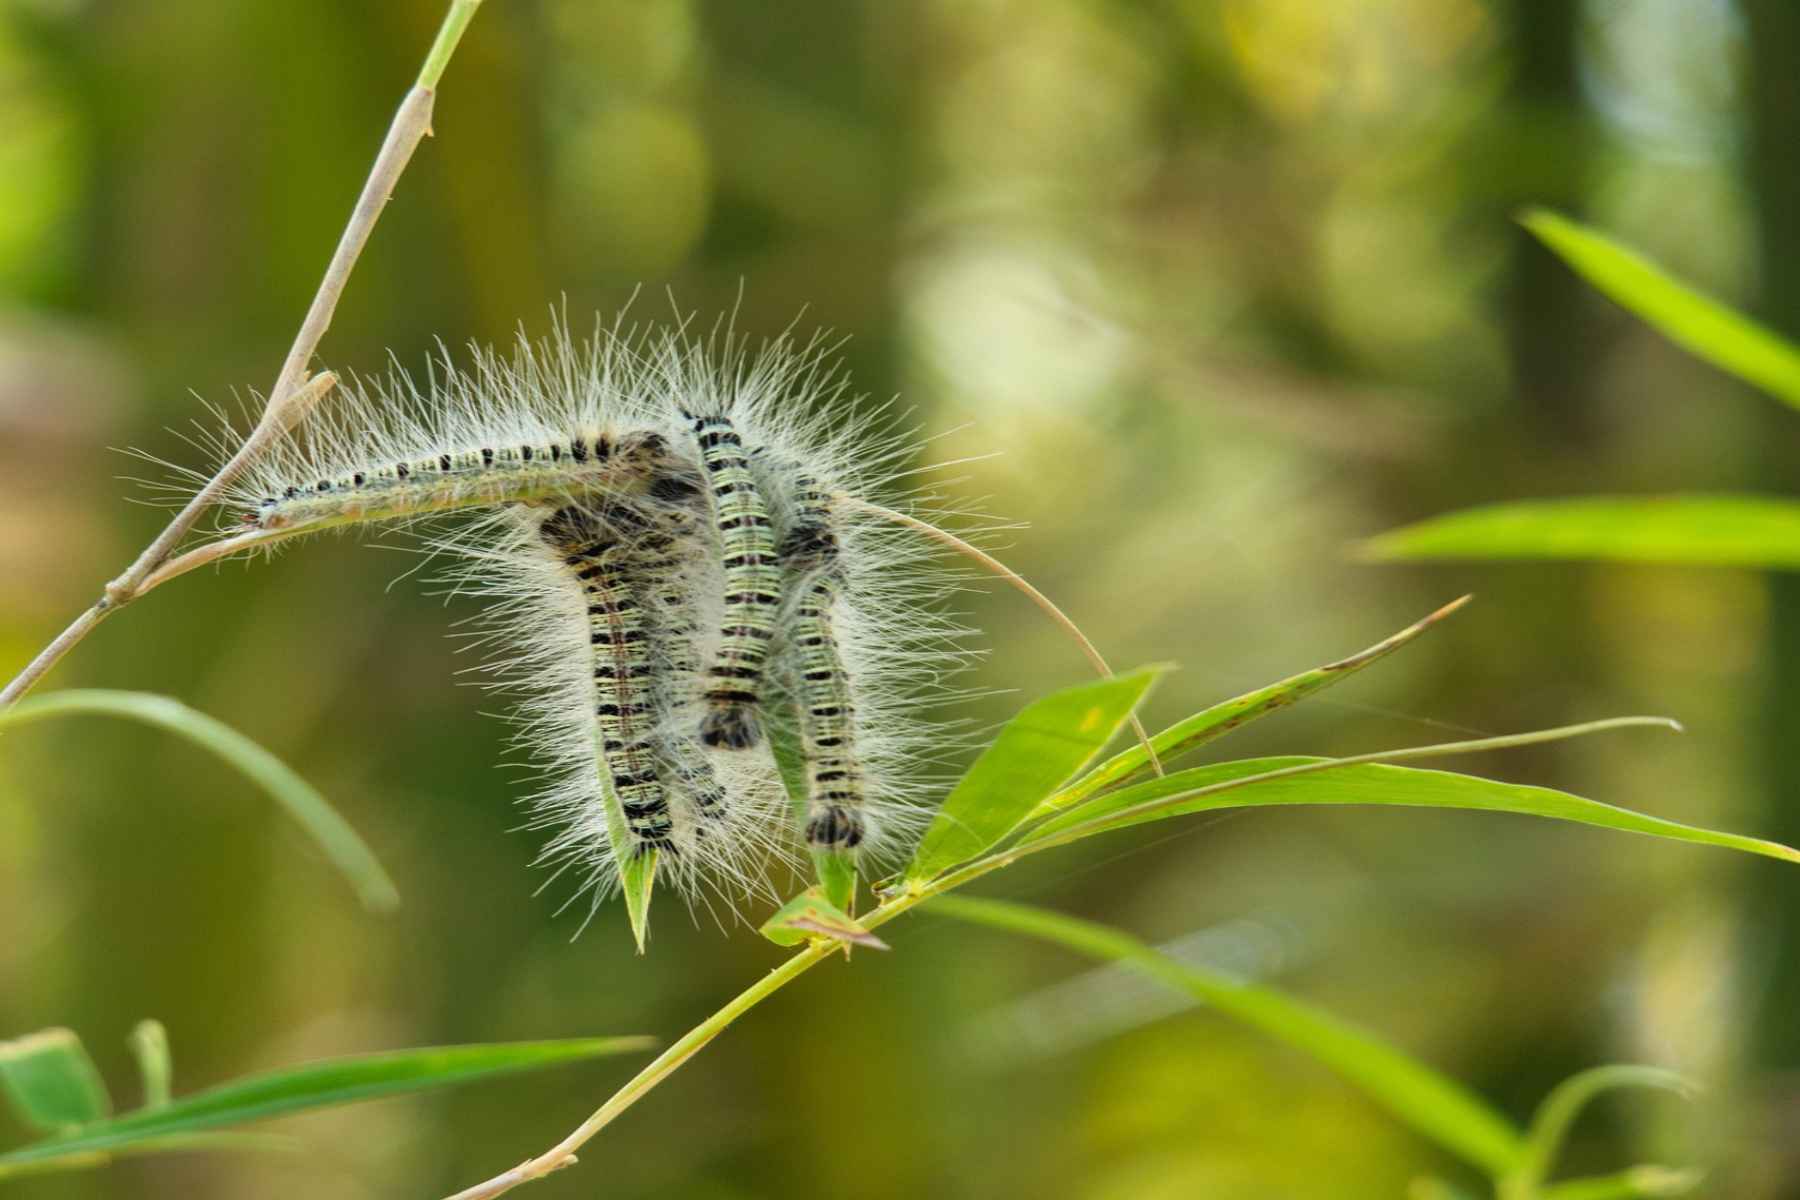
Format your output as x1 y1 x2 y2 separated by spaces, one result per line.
172 311 986 933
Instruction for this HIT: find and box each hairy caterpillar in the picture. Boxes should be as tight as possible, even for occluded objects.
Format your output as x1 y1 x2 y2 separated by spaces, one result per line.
681 409 779 752
172 315 979 932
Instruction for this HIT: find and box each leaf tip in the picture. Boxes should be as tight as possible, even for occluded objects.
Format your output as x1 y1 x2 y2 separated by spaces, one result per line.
1350 533 1400 562
1515 205 1560 234
359 875 403 915
621 852 657 955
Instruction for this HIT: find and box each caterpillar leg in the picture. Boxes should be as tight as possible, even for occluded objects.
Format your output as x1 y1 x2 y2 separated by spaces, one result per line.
539 504 674 857
683 410 781 749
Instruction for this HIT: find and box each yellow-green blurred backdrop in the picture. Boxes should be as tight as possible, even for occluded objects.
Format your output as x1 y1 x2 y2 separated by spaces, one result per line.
2 1 1795 1196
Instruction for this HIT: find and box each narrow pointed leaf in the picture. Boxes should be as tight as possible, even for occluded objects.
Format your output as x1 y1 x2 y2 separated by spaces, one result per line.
0 691 397 912
1041 599 1469 816
619 851 656 956
906 667 1166 883
932 896 1526 1174
1023 755 1800 865
0 1037 654 1170
0 1030 110 1133
1362 495 1800 569
1521 208 1800 408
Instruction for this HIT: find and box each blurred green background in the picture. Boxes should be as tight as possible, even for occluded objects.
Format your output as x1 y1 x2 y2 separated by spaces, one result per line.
1 0 1794 1195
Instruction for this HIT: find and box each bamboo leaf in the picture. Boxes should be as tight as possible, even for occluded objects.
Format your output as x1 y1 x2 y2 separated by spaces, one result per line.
0 690 397 912
1023 748 1798 866
931 896 1526 1175
906 667 1166 884
0 1031 110 1133
618 851 656 957
1361 495 1800 569
0 1037 654 1171
1521 208 1800 408
1041 599 1469 816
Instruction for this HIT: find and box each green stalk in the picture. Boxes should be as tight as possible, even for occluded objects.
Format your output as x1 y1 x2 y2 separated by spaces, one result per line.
442 714 1687 1198
418 0 484 90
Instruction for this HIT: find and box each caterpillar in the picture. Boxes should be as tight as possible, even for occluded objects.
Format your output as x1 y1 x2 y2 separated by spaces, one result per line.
758 458 866 848
681 408 779 752
537 503 676 856
173 314 980 931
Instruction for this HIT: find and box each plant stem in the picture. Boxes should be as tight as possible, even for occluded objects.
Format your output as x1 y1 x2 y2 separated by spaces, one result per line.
438 713 1683 1200
419 0 484 91
442 942 836 1200
0 0 484 709
846 497 1163 777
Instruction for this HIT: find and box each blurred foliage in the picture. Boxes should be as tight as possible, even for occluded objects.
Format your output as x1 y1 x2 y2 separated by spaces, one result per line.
0 1026 652 1181
0 0 1795 1196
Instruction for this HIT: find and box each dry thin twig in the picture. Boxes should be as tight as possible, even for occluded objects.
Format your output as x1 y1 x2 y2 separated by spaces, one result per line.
844 497 1164 777
0 0 485 708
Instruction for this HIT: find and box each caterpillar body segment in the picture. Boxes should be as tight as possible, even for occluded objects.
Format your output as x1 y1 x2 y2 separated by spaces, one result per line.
538 504 674 856
240 428 694 541
791 573 866 849
760 462 867 850
628 507 731 825
682 410 780 751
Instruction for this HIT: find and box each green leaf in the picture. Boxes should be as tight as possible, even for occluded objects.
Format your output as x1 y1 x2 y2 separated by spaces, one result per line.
931 896 1526 1175
618 850 656 957
0 1030 110 1133
1361 495 1800 569
761 888 887 950
1540 1166 1705 1200
0 690 398 912
812 850 858 914
1023 751 1800 866
1521 208 1800 408
0 1037 654 1171
906 667 1166 884
127 1021 171 1110
1505 1066 1696 1199
0 1131 297 1183
1040 598 1469 816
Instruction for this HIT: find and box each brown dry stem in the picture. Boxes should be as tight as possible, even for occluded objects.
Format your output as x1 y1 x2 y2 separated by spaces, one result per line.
0 4 483 707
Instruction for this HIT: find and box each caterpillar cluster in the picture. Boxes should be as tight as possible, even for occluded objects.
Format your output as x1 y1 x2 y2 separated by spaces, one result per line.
188 317 976 932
